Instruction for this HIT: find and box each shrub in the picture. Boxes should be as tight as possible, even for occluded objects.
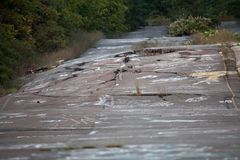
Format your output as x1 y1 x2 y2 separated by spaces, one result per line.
235 32 240 41
169 16 214 36
147 15 170 26
191 29 240 44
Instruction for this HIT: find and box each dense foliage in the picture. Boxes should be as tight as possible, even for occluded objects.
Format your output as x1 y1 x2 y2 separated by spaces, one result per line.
150 0 240 21
124 0 154 30
125 0 240 28
169 17 214 36
0 0 128 88
0 0 240 90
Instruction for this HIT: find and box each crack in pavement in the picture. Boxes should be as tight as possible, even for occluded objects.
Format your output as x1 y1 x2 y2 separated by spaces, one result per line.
220 46 240 111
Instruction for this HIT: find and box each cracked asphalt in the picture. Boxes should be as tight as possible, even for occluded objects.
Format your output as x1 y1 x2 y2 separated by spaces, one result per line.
0 26 240 160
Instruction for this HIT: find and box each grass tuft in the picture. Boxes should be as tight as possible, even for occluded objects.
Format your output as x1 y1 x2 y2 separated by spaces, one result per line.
82 145 97 149
135 80 142 96
105 144 123 148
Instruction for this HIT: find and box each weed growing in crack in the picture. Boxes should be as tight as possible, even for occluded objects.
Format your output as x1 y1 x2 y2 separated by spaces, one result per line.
105 144 123 148
135 80 142 96
82 145 97 149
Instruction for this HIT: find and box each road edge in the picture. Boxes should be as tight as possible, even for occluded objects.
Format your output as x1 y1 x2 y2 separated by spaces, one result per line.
231 44 240 73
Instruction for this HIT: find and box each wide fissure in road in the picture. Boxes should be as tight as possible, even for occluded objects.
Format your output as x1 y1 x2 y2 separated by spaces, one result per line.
0 26 240 160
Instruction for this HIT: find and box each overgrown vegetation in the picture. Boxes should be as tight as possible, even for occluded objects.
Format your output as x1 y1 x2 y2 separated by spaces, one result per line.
147 15 170 26
169 17 214 36
0 0 127 92
41 31 104 67
191 29 240 44
150 0 240 21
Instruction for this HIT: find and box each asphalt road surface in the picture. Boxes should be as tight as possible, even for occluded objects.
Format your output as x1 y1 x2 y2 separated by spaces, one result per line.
0 26 240 160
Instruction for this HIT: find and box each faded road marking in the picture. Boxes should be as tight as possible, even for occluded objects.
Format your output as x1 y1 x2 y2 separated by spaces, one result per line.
185 96 208 103
191 71 237 85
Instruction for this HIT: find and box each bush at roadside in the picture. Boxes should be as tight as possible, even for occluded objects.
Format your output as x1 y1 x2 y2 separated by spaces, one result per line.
169 16 214 36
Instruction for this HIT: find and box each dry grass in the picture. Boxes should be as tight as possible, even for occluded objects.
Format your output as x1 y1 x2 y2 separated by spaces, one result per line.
0 87 6 96
82 145 97 149
0 86 18 97
135 80 142 96
105 144 123 148
40 31 104 68
1 30 104 97
191 29 239 45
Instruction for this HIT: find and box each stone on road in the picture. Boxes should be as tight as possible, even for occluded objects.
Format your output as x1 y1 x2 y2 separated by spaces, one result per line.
0 27 240 160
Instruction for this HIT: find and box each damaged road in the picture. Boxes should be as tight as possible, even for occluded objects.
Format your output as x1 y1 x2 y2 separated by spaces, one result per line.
0 26 240 160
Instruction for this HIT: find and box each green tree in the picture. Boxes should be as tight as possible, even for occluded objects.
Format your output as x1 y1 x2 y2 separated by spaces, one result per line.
227 0 240 18
124 0 154 30
78 0 128 34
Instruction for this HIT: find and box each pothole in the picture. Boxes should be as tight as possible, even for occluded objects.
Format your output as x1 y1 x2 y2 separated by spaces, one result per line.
76 62 88 67
73 68 84 72
64 67 84 72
